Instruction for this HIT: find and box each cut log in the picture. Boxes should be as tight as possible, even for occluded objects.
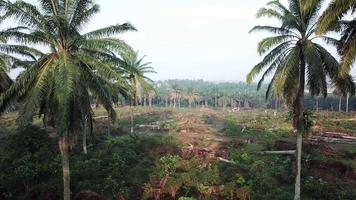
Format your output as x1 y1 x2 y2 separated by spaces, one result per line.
258 150 296 155
309 136 356 144
136 124 160 129
217 157 237 164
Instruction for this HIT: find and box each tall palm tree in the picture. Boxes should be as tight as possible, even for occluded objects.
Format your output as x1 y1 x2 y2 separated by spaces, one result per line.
333 75 355 112
184 87 200 108
169 84 182 108
212 86 220 108
120 50 155 134
147 89 156 107
247 1 341 199
0 1 136 199
121 51 155 105
303 0 356 75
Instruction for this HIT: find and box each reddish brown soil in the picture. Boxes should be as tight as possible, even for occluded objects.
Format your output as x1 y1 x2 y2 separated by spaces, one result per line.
174 111 230 159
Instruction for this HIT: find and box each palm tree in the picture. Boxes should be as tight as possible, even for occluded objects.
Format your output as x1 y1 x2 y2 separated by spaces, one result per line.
121 51 155 104
120 50 155 134
0 32 39 94
303 0 356 75
184 87 200 108
0 1 136 199
147 89 156 107
333 75 355 112
247 1 341 199
169 84 182 108
0 60 12 94
212 86 220 108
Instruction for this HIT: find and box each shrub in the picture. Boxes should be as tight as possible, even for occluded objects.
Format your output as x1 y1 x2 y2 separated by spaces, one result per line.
223 115 241 136
0 125 61 199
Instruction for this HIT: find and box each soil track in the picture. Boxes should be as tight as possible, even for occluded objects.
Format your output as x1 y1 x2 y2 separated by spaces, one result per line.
174 110 230 158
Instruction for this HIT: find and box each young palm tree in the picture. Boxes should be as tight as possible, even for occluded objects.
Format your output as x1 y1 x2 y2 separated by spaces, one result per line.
303 0 356 74
247 1 340 199
0 0 136 199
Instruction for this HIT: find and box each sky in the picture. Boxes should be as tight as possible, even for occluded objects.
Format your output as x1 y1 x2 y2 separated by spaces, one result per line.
90 0 278 81
8 0 356 81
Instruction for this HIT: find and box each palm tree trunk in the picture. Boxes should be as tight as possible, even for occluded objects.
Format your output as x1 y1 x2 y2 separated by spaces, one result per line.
135 96 139 106
83 117 88 155
130 99 134 134
222 96 226 112
149 98 152 107
205 98 208 107
59 134 70 200
107 110 111 136
316 98 319 113
215 95 218 107
295 132 302 200
293 52 306 200
346 93 349 112
339 96 342 112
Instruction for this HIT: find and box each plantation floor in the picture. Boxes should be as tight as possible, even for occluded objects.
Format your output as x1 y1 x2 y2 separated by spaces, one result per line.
1 107 356 199
174 109 230 157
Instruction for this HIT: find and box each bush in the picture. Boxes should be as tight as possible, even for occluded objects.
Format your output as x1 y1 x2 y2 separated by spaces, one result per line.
223 115 241 136
0 125 61 199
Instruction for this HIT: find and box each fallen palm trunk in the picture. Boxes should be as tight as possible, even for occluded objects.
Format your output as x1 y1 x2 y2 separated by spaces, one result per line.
136 124 161 129
258 150 296 155
309 136 356 144
217 157 237 164
308 132 356 144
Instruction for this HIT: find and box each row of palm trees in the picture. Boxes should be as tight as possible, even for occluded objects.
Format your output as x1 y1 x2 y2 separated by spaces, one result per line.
0 0 154 199
247 0 355 200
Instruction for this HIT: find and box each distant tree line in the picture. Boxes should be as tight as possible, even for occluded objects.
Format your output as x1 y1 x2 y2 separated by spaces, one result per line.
113 79 356 112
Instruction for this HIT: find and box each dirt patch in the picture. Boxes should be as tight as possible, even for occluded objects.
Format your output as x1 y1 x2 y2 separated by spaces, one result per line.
174 111 230 159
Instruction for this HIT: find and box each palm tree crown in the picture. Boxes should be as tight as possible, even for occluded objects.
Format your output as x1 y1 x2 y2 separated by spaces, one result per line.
247 0 339 105
0 1 136 199
0 57 12 94
120 50 156 104
0 0 136 132
302 0 355 75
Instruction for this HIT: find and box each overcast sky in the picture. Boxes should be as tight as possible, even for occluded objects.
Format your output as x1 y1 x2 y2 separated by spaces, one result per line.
9 0 356 81
91 0 278 81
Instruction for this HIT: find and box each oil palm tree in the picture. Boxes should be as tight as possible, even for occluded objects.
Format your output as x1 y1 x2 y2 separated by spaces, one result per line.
247 1 340 199
121 51 155 105
0 59 12 94
120 50 155 134
303 0 356 75
169 84 182 108
0 0 136 199
333 75 355 112
184 87 200 108
0 33 40 94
